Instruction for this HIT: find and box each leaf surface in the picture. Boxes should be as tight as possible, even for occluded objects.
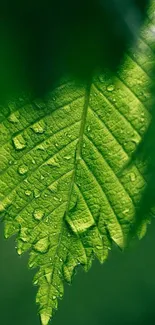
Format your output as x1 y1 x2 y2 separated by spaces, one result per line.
0 3 155 324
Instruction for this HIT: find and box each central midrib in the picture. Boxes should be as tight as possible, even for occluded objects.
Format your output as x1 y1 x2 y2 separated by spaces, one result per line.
64 80 92 220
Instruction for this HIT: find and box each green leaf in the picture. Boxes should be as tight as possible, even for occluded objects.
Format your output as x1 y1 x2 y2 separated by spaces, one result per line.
0 3 155 325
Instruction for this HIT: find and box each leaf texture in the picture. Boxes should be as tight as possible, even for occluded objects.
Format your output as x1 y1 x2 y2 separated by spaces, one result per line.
0 3 155 324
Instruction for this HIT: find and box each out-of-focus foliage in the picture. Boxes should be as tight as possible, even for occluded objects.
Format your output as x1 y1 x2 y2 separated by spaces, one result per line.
0 0 150 98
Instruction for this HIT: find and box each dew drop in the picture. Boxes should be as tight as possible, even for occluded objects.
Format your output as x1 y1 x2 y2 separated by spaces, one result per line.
52 295 56 300
34 189 40 198
107 84 115 92
33 279 38 285
123 208 129 214
13 134 26 150
131 135 140 145
24 179 28 183
8 113 19 123
34 237 49 253
87 125 91 132
96 245 102 250
64 156 71 160
32 159 36 164
59 257 63 262
33 209 44 221
25 190 32 196
130 172 136 182
18 164 28 175
46 157 60 167
37 144 45 151
31 121 45 134
17 248 22 255
9 160 13 165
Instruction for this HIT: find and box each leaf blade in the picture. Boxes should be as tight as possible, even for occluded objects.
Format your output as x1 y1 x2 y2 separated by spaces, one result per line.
0 3 155 324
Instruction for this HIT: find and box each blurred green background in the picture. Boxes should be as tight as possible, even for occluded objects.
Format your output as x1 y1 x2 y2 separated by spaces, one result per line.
1 219 155 325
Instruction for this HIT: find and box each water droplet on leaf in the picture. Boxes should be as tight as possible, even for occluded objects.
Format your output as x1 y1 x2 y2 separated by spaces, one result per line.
130 172 136 182
13 134 26 150
52 295 56 300
34 189 40 198
8 113 19 123
17 248 22 255
34 237 49 253
107 84 115 92
18 164 28 175
25 190 32 196
9 160 13 165
46 157 60 167
31 121 45 134
64 156 71 160
96 245 102 250
123 208 129 214
32 159 36 164
33 209 44 221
